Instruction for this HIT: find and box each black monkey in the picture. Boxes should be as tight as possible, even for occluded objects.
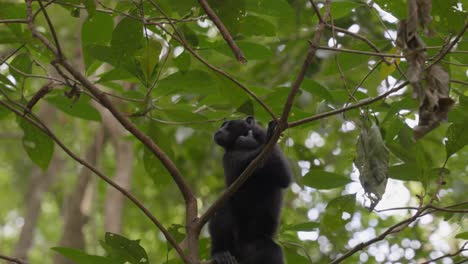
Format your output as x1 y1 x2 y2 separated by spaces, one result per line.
209 116 292 264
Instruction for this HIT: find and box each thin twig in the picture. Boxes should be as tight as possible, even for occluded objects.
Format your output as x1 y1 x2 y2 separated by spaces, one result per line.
197 0 246 63
0 19 28 24
313 45 405 58
288 81 409 128
451 79 468 86
0 44 25 65
330 205 429 264
419 242 468 264
431 22 468 65
36 0 63 58
0 254 28 264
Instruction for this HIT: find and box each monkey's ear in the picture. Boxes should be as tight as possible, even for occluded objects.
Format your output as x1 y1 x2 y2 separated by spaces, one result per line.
245 116 255 125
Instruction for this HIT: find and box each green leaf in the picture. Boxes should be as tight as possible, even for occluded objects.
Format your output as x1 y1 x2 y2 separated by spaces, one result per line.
208 0 246 34
83 0 96 17
446 122 468 158
143 123 172 186
135 39 162 85
10 53 32 82
111 16 143 55
283 222 320 232
0 3 27 37
373 0 406 19
388 163 421 181
238 15 276 36
0 104 11 119
82 12 114 71
46 92 101 121
0 74 16 91
300 79 333 102
86 45 117 65
246 0 293 17
51 247 113 264
303 169 351 190
156 70 217 95
455 231 468 240
283 246 311 264
102 233 149 264
174 51 191 72
215 41 273 60
17 118 54 171
321 194 356 235
330 0 364 20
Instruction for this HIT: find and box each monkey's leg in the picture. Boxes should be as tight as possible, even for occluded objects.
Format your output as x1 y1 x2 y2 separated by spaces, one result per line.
209 206 239 264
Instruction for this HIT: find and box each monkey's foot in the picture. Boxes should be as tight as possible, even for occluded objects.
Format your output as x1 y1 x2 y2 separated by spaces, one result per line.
212 252 238 264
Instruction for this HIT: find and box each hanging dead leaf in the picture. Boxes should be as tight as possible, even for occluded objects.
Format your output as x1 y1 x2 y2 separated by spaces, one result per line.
414 64 455 139
355 121 389 210
417 0 433 36
397 20 427 98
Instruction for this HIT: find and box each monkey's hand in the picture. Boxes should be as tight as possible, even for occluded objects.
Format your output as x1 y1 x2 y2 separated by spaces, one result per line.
212 251 238 264
267 120 277 141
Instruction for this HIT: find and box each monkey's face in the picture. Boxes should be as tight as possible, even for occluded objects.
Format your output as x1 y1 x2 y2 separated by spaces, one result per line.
214 116 256 148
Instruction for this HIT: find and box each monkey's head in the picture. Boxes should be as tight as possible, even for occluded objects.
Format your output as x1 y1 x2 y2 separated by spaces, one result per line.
214 116 266 149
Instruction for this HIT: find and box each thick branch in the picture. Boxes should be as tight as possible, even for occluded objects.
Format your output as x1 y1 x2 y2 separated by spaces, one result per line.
197 0 246 63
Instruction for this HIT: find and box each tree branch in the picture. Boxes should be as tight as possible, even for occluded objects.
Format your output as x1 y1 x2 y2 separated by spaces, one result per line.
0 254 28 264
330 206 429 264
288 81 409 128
419 242 468 264
197 0 246 63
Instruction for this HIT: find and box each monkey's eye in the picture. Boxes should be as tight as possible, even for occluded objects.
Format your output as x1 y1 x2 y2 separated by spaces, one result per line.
246 116 255 125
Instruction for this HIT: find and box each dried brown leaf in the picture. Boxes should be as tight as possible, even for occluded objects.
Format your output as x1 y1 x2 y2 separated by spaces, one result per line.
407 0 419 36
417 0 433 35
414 65 455 139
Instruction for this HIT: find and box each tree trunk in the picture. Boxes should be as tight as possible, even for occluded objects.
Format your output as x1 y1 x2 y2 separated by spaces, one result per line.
53 128 105 264
13 104 62 261
103 140 133 233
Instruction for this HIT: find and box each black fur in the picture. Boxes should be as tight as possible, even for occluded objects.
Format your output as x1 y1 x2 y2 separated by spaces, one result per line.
209 117 292 264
